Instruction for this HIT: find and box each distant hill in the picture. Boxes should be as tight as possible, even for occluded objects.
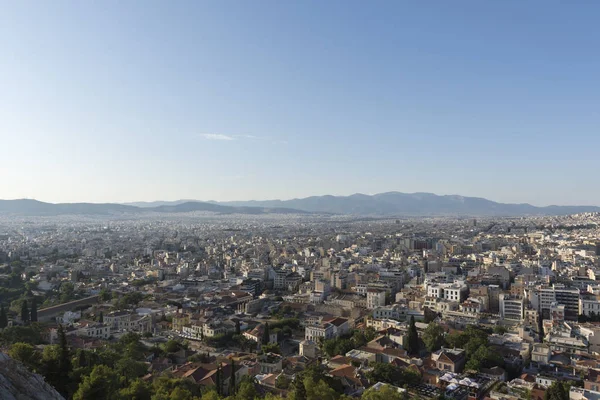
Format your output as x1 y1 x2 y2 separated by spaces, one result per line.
0 199 140 216
216 192 600 216
0 199 308 216
3 193 599 216
123 200 196 208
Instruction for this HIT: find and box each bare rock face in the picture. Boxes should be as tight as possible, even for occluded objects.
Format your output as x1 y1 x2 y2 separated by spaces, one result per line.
0 352 65 400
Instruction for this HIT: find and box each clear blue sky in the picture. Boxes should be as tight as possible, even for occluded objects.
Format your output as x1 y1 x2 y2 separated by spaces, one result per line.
1 1 599 206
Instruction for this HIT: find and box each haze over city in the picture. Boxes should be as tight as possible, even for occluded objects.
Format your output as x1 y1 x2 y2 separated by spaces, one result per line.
2 1 600 206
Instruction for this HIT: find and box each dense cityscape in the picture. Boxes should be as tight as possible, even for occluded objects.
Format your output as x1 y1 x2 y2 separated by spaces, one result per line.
2 210 600 399
3 1 599 400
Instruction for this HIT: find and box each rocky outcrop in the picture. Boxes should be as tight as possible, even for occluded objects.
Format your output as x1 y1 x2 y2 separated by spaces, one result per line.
0 352 64 400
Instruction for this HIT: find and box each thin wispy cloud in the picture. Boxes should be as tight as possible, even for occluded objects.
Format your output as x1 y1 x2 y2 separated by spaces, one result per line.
199 133 287 144
200 134 235 141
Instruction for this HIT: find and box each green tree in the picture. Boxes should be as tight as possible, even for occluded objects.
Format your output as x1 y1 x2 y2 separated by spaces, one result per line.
235 320 241 335
73 365 121 400
261 343 281 354
56 324 73 396
276 374 290 389
116 358 149 383
165 387 195 400
262 323 271 345
99 288 111 302
361 385 404 400
99 311 104 323
151 376 201 400
0 324 43 345
201 389 220 400
0 304 8 329
538 315 544 343
493 325 507 335
215 366 223 396
294 378 307 400
407 316 419 355
236 380 258 400
8 342 38 369
304 377 338 400
164 339 182 353
20 300 29 324
464 344 504 371
544 381 570 400
120 379 152 400
30 298 38 322
229 359 236 395
422 323 445 352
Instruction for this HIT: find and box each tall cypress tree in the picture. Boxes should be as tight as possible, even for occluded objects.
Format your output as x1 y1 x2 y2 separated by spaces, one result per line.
0 304 7 329
235 320 241 335
294 378 307 400
262 322 270 345
229 359 236 395
20 300 29 324
407 315 419 356
216 366 222 396
57 324 72 396
30 298 38 322
98 311 104 323
538 313 544 343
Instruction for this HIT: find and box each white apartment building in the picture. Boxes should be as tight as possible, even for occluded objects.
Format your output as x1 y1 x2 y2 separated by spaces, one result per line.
499 294 524 321
427 282 468 303
579 294 600 317
530 284 580 320
367 289 387 309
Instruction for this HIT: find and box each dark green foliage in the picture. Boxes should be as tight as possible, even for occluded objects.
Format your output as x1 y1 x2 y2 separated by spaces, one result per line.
0 304 7 328
30 298 38 322
262 322 271 345
73 364 121 400
261 343 281 354
99 288 111 302
493 325 507 335
407 316 419 355
56 324 72 396
216 366 223 396
422 323 445 352
114 291 144 309
322 328 377 357
20 300 29 324
544 381 570 400
229 359 236 395
294 378 307 400
366 362 420 386
0 324 43 345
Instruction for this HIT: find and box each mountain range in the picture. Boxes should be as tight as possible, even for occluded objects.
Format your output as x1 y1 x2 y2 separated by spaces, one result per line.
213 192 600 216
0 199 307 216
2 192 599 216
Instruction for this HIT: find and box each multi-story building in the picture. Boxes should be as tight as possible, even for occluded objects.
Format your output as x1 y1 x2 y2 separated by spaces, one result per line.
499 294 524 321
580 294 600 317
305 322 335 342
367 289 387 309
77 321 110 339
426 282 468 303
530 284 580 320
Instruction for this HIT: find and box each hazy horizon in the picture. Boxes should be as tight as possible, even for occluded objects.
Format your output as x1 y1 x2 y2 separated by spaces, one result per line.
2 190 600 209
2 2 599 206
